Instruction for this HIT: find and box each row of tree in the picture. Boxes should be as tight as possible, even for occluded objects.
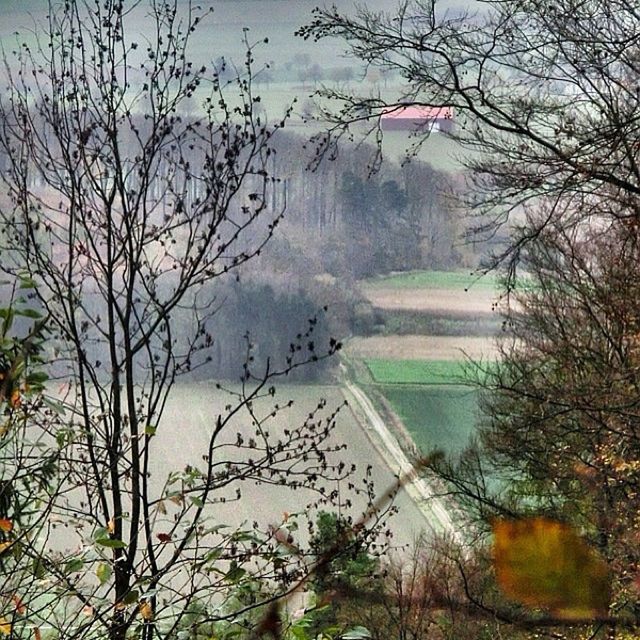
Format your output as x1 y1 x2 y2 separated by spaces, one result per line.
267 132 469 278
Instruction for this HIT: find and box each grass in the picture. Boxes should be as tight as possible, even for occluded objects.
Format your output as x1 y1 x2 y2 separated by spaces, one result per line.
363 270 499 291
365 358 473 385
380 129 465 171
380 385 478 454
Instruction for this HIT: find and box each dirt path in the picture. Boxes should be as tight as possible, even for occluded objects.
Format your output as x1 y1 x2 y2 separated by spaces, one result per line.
343 379 466 547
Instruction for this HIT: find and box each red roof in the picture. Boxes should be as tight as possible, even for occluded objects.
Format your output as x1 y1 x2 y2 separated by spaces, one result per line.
381 106 453 120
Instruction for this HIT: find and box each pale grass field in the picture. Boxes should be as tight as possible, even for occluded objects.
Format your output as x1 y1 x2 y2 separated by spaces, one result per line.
153 382 433 550
361 286 500 317
346 335 498 361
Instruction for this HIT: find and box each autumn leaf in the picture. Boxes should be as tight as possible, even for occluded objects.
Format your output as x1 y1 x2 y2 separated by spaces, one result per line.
156 532 172 543
139 600 153 620
33 627 41 640
493 517 610 619
0 518 13 533
107 517 115 534
0 541 12 554
12 594 25 615
9 389 21 408
0 618 10 635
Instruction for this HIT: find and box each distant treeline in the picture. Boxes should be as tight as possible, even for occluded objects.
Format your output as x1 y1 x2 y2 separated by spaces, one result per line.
0 115 480 384
193 279 334 382
267 132 475 279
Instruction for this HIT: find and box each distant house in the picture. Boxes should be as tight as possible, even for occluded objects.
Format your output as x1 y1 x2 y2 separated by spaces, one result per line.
380 106 454 133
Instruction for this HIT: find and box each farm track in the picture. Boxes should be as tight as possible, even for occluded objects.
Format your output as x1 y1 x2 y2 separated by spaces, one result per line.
342 379 465 546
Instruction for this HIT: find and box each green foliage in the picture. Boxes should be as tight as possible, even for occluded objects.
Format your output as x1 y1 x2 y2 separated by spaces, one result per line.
310 512 380 597
0 283 61 637
305 512 381 638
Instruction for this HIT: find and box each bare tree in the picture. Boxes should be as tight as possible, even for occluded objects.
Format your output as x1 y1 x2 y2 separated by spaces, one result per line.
298 0 640 273
300 0 640 632
0 2 358 639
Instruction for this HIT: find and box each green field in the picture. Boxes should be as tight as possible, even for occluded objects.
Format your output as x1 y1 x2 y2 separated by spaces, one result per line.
364 269 499 291
381 385 478 454
365 358 474 385
362 357 483 454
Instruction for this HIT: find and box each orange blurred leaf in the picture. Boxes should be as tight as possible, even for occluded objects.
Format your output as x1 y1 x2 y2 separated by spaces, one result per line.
493 517 610 619
107 517 115 534
0 518 13 533
33 628 41 640
12 594 25 615
9 389 21 408
0 541 12 554
139 600 153 620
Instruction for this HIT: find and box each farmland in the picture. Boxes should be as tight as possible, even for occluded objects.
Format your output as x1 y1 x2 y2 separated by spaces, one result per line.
155 381 433 548
364 270 499 290
366 358 470 385
348 269 501 457
355 356 481 455
381 385 478 454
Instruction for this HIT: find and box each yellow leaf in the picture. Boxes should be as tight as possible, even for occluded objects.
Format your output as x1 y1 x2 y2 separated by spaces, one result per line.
139 600 153 620
493 517 610 619
96 562 112 585
107 517 115 534
0 618 10 635
0 541 12 554
0 518 13 533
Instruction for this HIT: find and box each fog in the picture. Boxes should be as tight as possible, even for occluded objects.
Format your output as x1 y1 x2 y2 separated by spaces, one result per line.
0 0 493 570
